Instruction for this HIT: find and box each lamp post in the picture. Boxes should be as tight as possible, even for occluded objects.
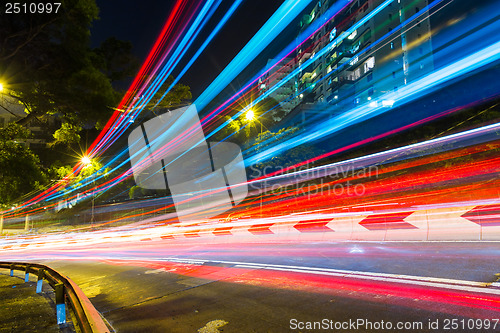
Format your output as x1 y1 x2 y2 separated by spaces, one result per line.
245 109 263 218
81 156 95 226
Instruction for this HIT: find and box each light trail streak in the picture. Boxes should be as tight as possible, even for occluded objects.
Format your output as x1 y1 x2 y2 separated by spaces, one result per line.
6 0 500 234
246 38 500 167
153 0 245 108
194 0 314 111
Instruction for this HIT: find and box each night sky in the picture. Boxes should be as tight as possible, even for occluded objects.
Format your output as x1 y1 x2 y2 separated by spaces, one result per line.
91 0 284 98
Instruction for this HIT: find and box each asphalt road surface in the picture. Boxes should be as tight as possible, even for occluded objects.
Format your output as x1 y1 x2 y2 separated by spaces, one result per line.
1 238 500 332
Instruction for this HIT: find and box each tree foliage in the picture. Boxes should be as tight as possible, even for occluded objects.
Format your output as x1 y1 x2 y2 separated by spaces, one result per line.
0 124 46 204
147 76 192 110
93 37 139 82
213 97 286 144
51 122 82 146
0 0 134 132
248 127 323 177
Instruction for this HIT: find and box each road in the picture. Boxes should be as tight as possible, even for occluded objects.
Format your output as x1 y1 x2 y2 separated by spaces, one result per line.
1 236 500 332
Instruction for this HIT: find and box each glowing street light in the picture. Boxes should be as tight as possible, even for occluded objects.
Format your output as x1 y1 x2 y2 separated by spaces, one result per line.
0 83 3 92
245 109 255 121
81 155 92 166
80 155 96 225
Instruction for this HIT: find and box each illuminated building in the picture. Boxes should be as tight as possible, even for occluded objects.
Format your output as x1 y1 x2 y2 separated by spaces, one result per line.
293 0 434 122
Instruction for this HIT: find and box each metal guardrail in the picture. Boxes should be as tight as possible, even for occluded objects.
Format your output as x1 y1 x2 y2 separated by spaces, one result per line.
0 261 110 333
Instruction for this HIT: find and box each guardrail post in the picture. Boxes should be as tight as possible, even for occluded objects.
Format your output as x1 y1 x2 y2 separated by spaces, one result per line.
24 265 30 282
36 269 44 293
55 283 66 325
9 264 14 277
25 215 29 231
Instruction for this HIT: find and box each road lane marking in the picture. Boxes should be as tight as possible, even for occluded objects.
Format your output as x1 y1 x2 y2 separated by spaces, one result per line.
157 257 500 295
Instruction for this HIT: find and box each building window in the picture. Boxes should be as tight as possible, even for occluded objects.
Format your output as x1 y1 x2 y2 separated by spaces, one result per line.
364 56 375 72
329 27 337 41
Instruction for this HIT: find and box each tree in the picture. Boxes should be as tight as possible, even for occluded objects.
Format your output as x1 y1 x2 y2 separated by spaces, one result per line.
51 122 82 146
0 0 132 133
248 127 324 178
212 96 286 145
0 124 46 204
93 37 139 82
146 75 192 110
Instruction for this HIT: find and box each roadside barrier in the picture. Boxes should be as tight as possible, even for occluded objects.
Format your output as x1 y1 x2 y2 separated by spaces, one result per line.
0 262 110 333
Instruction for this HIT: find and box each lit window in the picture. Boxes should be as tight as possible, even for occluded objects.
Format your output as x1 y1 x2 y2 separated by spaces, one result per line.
366 56 375 69
382 99 395 107
329 27 337 41
348 30 357 40
349 56 359 66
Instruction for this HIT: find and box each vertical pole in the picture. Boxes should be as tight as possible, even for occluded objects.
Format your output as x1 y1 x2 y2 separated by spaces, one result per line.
24 265 30 282
24 215 29 231
260 120 263 219
36 269 44 293
0 215 3 234
55 283 66 324
9 264 14 277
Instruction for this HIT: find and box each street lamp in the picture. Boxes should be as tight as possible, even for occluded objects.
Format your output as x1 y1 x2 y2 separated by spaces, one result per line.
81 155 95 225
81 155 91 166
0 83 3 92
245 109 255 121
244 108 264 218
